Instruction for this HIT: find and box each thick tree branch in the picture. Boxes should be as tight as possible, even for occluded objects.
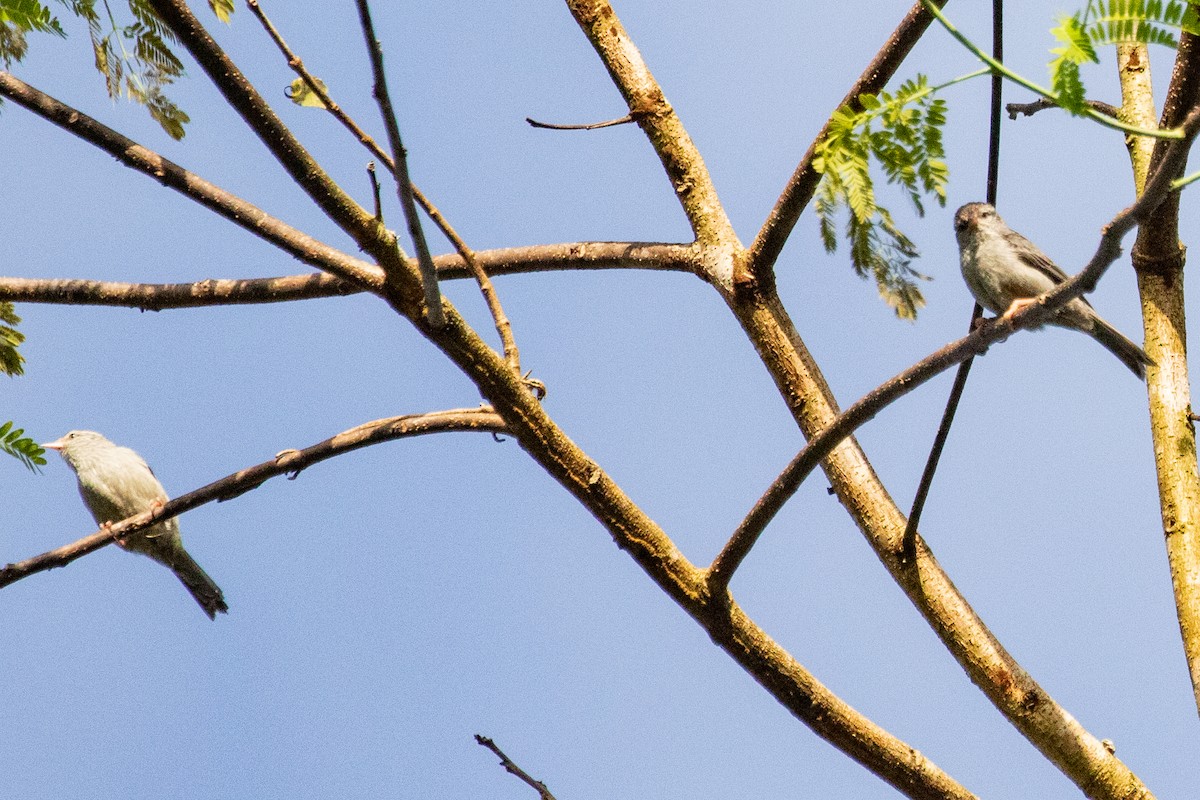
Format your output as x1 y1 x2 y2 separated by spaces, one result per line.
422 302 975 800
564 0 740 272
745 0 948 282
0 72 385 292
1 409 508 589
0 242 700 309
1129 31 1200 718
3 57 967 792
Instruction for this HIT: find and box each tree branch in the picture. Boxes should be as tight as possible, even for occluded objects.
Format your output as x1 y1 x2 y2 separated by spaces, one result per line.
474 735 557 800
1 409 508 590
421 282 974 800
143 0 426 318
0 242 700 309
1005 96 1123 121
1129 30 1200 718
564 0 740 270
144 0 375 243
526 114 634 130
715 102 1200 590
412 186 522 371
745 0 948 282
713 103 1200 800
0 71 385 292
354 0 445 327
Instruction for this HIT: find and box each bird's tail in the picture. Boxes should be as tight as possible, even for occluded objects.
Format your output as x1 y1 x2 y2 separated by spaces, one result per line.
169 548 229 620
1091 318 1154 380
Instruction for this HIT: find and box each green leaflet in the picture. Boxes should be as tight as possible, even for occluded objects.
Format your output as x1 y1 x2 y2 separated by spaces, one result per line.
0 420 46 472
813 75 945 321
1049 0 1200 115
0 301 24 378
8 1 232 138
209 0 234 25
0 0 63 66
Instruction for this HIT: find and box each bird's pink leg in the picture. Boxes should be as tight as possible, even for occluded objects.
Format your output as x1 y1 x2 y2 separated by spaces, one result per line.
1002 297 1037 321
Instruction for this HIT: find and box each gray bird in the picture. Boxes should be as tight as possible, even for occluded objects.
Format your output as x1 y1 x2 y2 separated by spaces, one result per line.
953 202 1152 379
43 430 228 619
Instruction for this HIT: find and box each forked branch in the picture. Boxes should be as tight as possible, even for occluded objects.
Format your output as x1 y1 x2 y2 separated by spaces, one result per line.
713 100 1200 591
746 0 949 281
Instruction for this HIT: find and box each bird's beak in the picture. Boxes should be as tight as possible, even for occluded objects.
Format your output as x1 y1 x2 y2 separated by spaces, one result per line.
41 437 66 451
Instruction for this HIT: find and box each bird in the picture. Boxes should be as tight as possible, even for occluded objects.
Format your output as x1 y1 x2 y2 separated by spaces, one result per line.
953 201 1152 379
42 430 228 619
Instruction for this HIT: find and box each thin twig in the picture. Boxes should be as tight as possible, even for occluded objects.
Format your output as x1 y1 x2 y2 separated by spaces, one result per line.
245 0 393 169
145 0 425 319
1006 96 1123 120
746 0 949 280
901 306 981 562
710 101 1200 589
248 0 513 347
354 0 445 327
903 0 1003 561
526 114 633 130
368 162 383 221
412 186 521 371
1 409 508 590
474 735 557 800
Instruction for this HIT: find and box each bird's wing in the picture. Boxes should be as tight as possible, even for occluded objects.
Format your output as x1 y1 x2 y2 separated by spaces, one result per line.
1003 229 1070 282
1003 227 1096 309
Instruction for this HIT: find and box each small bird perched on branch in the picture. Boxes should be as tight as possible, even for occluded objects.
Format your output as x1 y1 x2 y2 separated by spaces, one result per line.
43 430 228 619
953 201 1152 379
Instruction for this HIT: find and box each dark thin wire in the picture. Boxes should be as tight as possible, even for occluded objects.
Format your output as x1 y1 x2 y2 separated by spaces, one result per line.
902 1 1003 561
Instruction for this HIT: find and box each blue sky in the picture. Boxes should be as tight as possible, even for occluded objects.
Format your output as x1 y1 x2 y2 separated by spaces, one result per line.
3 2 1197 798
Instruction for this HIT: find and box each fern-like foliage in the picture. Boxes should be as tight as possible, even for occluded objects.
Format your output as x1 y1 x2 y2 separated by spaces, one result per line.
813 75 947 320
0 0 65 65
4 1 232 138
0 420 46 472
0 301 25 377
64 0 192 138
1050 0 1200 114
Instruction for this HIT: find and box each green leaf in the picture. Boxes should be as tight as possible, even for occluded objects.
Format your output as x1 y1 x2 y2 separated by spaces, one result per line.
59 0 193 137
208 0 234 24
1052 58 1087 114
1051 14 1100 64
812 72 946 319
286 76 331 109
0 0 66 37
0 21 28 67
0 420 46 472
0 302 25 377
